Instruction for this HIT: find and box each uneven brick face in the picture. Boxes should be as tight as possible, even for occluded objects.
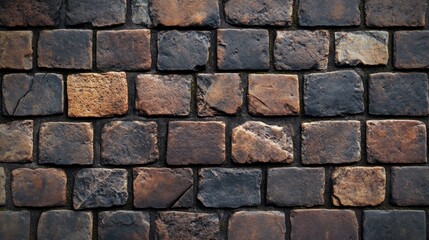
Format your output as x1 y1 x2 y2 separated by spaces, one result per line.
299 0 360 26
274 30 329 70
394 31 429 69
0 168 4 205
332 167 386 206
391 167 429 206
67 72 128 117
0 31 32 70
37 210 92 240
232 121 293 164
228 211 286 240
66 0 126 27
133 168 193 208
0 120 33 163
248 74 299 116
0 211 30 240
367 120 427 164
131 0 152 26
302 121 361 165
99 211 150 240
167 121 225 165
365 0 427 27
12 168 67 207
0 0 61 27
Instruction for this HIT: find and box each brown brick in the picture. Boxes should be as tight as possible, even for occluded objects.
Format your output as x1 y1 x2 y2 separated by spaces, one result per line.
394 31 429 69
232 121 293 164
392 167 429 206
136 74 191 116
37 210 92 240
0 120 33 163
0 211 30 240
0 0 61 27
66 0 126 27
0 31 32 70
299 0 360 26
167 121 225 165
332 167 386 206
67 72 128 117
0 168 4 206
367 120 427 164
365 0 427 27
99 211 150 240
228 211 286 240
248 74 300 116
12 168 67 207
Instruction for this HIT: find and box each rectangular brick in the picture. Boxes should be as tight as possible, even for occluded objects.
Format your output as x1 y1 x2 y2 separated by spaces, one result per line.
38 210 92 240
66 0 126 27
299 0 360 26
99 211 150 240
394 31 429 69
0 0 61 27
392 167 429 206
131 0 152 26
228 211 286 240
0 31 32 70
0 120 33 163
0 211 30 240
365 0 427 27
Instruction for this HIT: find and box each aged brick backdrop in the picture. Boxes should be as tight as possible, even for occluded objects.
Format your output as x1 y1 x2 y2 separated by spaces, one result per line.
0 0 429 239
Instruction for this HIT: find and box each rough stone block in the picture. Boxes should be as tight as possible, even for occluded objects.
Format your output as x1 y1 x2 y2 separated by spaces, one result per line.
37 210 92 240
66 0 126 27
365 0 427 27
394 31 429 69
0 120 33 163
99 211 150 240
0 31 32 70
0 211 30 240
392 167 429 206
228 211 286 240
0 0 61 27
131 0 152 26
299 0 360 26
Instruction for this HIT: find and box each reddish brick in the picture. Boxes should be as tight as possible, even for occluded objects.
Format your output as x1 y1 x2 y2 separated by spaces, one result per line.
0 120 33 163
0 168 4 205
299 0 360 26
394 31 429 69
392 167 429 206
66 0 126 27
365 0 427 27
0 0 61 27
37 210 92 240
228 211 286 240
0 211 30 240
99 211 150 240
0 31 32 70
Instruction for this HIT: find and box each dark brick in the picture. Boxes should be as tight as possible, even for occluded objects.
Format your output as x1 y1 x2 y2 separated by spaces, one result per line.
274 30 329 70
97 30 151 71
0 0 61 27
0 167 4 205
12 168 67 207
73 168 128 210
0 120 33 163
131 0 152 26
39 122 93 165
217 29 269 70
198 168 261 208
66 0 126 27
363 210 426 240
392 167 429 206
302 121 361 165
367 120 427 164
228 211 286 240
99 211 150 240
304 70 364 117
0 211 30 240
0 31 32 70
167 121 225 165
395 31 429 69
365 0 427 27
299 0 360 26
3 73 63 116
37 210 92 240
38 30 92 69
102 121 158 165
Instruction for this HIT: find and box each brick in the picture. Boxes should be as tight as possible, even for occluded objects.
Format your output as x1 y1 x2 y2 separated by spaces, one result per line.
38 30 92 69
66 0 126 27
365 0 427 27
367 120 427 164
97 30 151 71
248 74 300 116
228 211 286 240
99 211 150 240
12 168 66 207
39 122 93 165
150 0 220 28
332 167 386 206
395 31 429 69
67 72 128 117
133 168 193 208
335 31 389 66
0 31 32 70
274 30 329 70
156 212 220 239
299 0 360 26
0 120 33 163
73 168 128 209
197 73 243 117
131 0 152 26
291 210 358 240
232 121 293 164
304 70 364 116
363 210 426 240
2 73 63 116
0 0 61 27
0 168 4 205
198 168 261 208
101 121 158 165
302 121 361 165
0 211 30 240
136 74 191 116
217 29 269 70
157 31 210 71
37 210 92 240
392 167 429 206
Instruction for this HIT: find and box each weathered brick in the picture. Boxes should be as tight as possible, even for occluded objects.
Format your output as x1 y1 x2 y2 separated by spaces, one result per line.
97 30 151 71
0 31 32 70
299 0 360 26
335 31 389 66
0 168 4 206
228 211 286 240
332 167 386 206
392 167 429 206
38 30 92 69
133 168 193 208
248 74 300 116
363 210 426 240
73 168 128 210
367 120 427 164
2 73 63 116
0 211 30 240
217 29 269 70
102 121 158 165
0 120 33 163
197 73 243 117
167 121 225 165
291 210 358 240
99 211 150 240
156 212 220 239
302 121 361 165
394 31 429 69
365 0 427 27
0 0 61 27
66 0 126 27
12 168 66 207
198 168 261 208
304 71 364 116
136 74 191 116
131 0 152 26
274 30 329 70
39 122 93 165
232 121 293 164
37 210 92 240
67 72 128 117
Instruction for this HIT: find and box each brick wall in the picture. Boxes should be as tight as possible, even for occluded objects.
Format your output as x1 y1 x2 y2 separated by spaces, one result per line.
0 0 428 239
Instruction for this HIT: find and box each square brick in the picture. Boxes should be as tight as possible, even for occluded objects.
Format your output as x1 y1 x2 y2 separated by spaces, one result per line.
99 211 150 240
38 210 92 240
299 0 360 26
0 0 61 27
365 0 427 27
392 167 429 206
0 211 30 240
66 0 126 27
394 31 429 69
228 211 286 240
0 120 33 163
0 31 32 70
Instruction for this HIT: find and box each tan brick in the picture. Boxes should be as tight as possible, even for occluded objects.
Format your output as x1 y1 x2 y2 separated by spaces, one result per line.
228 211 286 240
0 31 32 70
0 120 33 163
